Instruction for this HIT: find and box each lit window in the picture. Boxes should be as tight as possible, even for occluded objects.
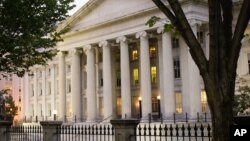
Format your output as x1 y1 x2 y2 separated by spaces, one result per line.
173 57 181 78
201 90 208 112
133 68 139 85
172 37 179 48
117 97 122 117
175 92 183 113
151 66 157 84
131 50 138 61
149 47 156 57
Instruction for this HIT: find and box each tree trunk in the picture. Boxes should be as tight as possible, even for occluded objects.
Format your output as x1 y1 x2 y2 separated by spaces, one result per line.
204 77 234 141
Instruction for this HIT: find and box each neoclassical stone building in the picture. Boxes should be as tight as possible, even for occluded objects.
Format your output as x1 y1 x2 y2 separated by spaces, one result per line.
20 0 250 122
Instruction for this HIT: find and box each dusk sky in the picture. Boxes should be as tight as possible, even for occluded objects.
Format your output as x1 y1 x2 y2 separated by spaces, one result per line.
70 0 89 15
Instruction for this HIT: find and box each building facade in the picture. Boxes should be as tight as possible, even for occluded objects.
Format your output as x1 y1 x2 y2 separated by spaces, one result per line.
20 0 250 122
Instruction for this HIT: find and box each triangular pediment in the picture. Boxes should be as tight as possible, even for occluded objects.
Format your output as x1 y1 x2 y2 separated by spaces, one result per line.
58 0 156 32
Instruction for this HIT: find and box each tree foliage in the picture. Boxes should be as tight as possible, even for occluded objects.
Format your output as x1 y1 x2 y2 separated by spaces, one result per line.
4 95 18 121
0 0 74 76
234 78 250 115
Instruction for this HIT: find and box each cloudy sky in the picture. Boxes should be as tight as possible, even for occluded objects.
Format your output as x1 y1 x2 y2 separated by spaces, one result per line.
69 0 89 15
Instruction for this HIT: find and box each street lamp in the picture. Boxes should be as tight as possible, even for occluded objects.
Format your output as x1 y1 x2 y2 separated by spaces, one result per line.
138 97 142 118
157 95 161 119
52 110 57 121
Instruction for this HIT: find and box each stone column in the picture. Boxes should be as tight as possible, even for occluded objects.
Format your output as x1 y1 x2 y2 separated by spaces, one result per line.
50 64 56 118
180 21 202 119
58 51 66 121
136 31 152 121
33 68 38 117
0 121 12 141
42 68 46 119
84 45 97 122
157 28 175 119
111 119 140 141
24 73 30 118
116 36 132 118
70 48 82 122
99 40 114 120
40 121 62 141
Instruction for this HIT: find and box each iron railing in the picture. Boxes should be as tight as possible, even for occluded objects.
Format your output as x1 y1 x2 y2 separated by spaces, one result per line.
56 124 115 141
10 125 43 141
135 123 212 141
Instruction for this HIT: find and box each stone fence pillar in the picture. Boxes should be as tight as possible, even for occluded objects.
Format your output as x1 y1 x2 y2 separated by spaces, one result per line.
0 121 12 141
40 121 62 141
111 119 139 141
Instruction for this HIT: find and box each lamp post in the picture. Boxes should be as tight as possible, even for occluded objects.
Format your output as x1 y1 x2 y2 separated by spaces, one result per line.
157 95 161 119
138 97 142 118
52 110 57 121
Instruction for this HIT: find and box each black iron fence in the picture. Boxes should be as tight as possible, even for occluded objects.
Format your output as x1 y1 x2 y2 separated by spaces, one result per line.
56 124 115 141
6 122 211 141
9 125 43 141
135 123 212 141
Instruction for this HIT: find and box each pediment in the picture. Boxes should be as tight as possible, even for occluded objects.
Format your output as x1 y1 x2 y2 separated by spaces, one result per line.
58 0 156 33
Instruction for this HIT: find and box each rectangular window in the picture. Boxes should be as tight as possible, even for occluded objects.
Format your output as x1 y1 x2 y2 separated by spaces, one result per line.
149 47 156 58
197 31 205 52
248 54 250 74
152 97 158 113
173 57 181 78
175 92 183 113
66 101 71 117
47 103 51 116
99 97 104 117
201 90 208 112
131 49 138 61
39 83 42 96
116 70 121 87
67 65 71 73
47 68 51 76
151 66 157 84
116 97 122 117
31 84 34 96
133 68 139 85
47 82 51 95
67 79 71 93
172 37 179 48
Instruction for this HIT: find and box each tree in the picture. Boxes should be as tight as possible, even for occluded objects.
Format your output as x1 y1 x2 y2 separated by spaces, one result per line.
233 78 250 115
0 0 74 76
4 95 18 121
149 0 250 140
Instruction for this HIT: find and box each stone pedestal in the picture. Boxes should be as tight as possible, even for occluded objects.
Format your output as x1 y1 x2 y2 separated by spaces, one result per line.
40 121 62 141
110 119 139 141
0 121 12 141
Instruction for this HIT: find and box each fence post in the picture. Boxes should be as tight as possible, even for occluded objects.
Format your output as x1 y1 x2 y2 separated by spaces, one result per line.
111 119 139 141
40 121 62 141
0 121 12 141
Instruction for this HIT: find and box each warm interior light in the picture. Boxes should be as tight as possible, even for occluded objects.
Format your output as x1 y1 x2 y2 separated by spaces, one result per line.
138 97 142 101
157 95 161 100
52 110 57 115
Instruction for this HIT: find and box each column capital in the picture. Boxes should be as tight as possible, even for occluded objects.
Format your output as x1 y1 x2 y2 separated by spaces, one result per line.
99 40 109 48
157 26 164 34
69 48 82 56
116 36 127 43
83 45 94 53
188 19 202 27
136 31 147 39
57 51 66 57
